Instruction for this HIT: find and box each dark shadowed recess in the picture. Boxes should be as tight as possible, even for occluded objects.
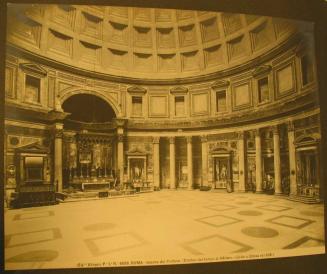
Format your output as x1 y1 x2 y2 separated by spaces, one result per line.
62 94 116 123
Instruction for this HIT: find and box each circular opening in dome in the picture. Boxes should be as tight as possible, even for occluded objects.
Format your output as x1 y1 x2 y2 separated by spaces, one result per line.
62 94 116 123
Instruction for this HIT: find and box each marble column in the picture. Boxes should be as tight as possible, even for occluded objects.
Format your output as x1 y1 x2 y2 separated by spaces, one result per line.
187 136 193 190
288 121 297 196
201 135 208 187
169 137 176 189
54 123 63 192
238 132 246 192
153 137 160 189
255 129 263 193
117 133 124 184
273 126 282 195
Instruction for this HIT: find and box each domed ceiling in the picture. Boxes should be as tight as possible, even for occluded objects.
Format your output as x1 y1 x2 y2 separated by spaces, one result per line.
7 4 298 79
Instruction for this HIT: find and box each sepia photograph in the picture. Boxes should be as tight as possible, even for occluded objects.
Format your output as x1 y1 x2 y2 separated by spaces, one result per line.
2 0 326 273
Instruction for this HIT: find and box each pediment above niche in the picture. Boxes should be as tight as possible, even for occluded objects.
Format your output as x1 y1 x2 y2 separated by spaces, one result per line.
126 146 147 156
252 65 272 78
20 63 47 77
127 86 147 94
16 142 49 154
211 80 230 90
170 86 188 95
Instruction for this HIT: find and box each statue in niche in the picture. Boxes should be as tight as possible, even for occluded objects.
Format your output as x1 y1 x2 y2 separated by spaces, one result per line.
215 162 220 181
220 164 227 180
131 159 144 182
133 164 142 179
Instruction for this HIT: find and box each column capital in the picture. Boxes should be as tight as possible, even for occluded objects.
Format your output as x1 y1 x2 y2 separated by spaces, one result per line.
153 136 160 144
200 135 208 143
54 129 63 139
272 125 280 135
63 135 75 143
288 120 295 132
117 133 124 142
186 136 193 144
114 118 127 128
237 131 245 139
169 136 175 144
254 128 261 137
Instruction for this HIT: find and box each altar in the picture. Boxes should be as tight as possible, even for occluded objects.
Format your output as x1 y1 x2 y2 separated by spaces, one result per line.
64 131 117 192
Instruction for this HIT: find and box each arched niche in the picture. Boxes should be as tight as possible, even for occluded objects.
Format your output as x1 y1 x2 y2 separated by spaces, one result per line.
59 88 121 118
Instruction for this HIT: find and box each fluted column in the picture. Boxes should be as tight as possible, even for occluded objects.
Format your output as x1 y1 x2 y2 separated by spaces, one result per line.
153 137 160 189
54 123 63 192
288 121 297 196
238 132 246 192
117 133 124 184
201 135 208 187
187 136 193 190
169 137 176 189
273 126 282 195
255 129 263 193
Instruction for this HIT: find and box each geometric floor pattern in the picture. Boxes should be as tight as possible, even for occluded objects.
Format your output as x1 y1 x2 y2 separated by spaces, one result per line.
4 190 325 270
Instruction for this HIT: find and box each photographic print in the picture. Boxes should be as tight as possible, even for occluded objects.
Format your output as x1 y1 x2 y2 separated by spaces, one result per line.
2 0 326 272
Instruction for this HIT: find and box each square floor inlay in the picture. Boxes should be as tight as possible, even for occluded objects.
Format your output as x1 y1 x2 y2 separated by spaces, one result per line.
205 204 238 212
266 215 315 229
257 205 291 212
196 214 243 228
85 232 147 256
5 228 62 248
181 234 252 255
284 236 325 249
13 211 54 221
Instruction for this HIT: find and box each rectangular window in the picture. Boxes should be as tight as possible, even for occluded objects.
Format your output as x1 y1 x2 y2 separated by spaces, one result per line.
175 96 185 116
301 55 314 86
258 77 269 103
132 96 143 116
25 75 40 103
216 90 227 112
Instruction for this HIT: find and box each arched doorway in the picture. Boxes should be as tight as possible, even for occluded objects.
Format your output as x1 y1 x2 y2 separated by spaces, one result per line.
61 94 118 191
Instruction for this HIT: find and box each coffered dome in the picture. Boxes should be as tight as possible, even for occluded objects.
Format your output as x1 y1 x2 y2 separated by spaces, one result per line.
7 4 299 79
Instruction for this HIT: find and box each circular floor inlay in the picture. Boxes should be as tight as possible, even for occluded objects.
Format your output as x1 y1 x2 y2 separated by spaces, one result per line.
238 210 263 216
242 226 279 238
6 250 58 263
300 210 324 217
84 223 116 231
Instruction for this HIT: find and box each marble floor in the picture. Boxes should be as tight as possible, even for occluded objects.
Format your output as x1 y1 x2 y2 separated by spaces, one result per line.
4 190 325 270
